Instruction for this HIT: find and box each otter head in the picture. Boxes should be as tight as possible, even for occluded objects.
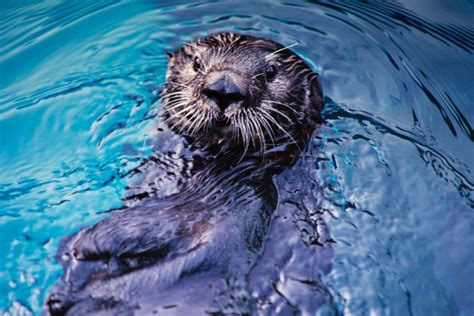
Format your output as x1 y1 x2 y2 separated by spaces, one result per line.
162 32 323 157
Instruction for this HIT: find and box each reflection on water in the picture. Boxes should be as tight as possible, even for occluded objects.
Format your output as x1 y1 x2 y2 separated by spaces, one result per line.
0 1 472 315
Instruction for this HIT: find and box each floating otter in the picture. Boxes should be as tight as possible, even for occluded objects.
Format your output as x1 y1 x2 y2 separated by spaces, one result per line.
45 32 324 315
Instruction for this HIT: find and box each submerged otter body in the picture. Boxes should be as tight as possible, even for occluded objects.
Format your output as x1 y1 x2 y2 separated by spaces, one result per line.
45 33 324 315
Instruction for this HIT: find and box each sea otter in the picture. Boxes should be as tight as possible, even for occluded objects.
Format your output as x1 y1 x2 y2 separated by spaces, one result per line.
45 32 324 315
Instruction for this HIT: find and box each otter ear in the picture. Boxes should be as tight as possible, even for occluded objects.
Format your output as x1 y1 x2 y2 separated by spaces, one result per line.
166 52 174 61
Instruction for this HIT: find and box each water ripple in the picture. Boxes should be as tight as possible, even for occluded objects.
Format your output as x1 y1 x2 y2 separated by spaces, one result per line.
0 1 472 314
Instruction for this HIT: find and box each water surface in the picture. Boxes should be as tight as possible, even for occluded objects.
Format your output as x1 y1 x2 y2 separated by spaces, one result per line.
1 1 473 315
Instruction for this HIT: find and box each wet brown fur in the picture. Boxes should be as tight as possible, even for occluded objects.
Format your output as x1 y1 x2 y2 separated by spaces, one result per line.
45 32 324 315
162 32 323 161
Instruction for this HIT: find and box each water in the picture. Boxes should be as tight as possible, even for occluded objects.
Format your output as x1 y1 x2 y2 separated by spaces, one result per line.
1 1 472 315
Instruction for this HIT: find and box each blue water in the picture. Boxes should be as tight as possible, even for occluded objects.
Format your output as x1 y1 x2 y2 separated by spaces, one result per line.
1 1 472 315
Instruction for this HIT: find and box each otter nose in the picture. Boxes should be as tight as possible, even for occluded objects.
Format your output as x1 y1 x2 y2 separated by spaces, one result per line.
203 73 246 111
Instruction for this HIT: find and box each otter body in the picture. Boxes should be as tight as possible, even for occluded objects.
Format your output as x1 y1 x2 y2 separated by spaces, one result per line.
46 33 324 315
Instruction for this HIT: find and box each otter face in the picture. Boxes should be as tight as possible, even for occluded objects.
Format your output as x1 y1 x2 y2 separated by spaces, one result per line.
162 32 323 154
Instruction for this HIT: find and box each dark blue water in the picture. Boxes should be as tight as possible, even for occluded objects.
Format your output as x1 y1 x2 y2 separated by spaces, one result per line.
1 1 472 315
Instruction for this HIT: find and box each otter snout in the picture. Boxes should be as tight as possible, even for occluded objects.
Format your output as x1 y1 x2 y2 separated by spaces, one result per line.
203 71 248 112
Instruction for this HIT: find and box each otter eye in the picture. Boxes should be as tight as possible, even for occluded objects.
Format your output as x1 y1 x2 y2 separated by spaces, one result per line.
193 56 202 72
266 65 277 81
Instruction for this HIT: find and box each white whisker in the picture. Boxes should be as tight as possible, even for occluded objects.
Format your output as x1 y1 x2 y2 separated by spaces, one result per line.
265 43 299 61
262 104 293 123
262 99 299 114
259 109 302 154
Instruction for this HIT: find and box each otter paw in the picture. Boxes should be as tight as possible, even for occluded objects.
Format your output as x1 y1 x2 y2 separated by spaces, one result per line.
46 291 71 316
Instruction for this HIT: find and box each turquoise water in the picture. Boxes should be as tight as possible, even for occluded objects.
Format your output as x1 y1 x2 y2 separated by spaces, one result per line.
1 1 473 315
